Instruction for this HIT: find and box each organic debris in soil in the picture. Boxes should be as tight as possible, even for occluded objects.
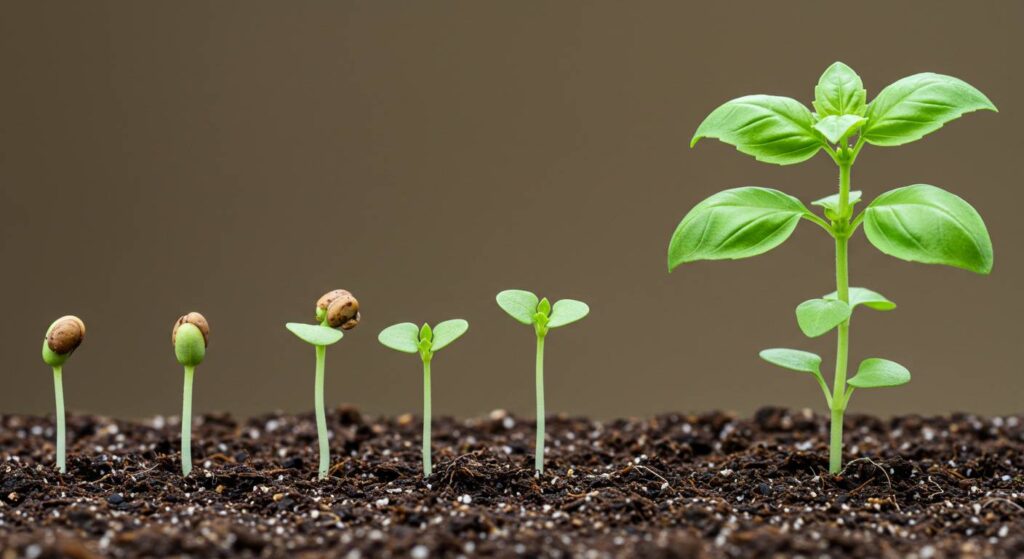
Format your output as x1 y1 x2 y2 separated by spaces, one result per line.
1 407 1023 558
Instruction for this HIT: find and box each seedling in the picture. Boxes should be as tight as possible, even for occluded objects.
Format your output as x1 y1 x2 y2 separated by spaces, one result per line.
378 319 469 476
496 290 589 473
41 315 85 474
172 312 209 477
286 289 360 480
671 62 996 473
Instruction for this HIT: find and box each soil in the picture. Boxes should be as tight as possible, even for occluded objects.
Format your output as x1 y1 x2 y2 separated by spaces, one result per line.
1 406 1022 558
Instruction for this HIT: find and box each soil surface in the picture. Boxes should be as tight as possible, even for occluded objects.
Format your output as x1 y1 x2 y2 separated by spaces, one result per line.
1 407 1023 558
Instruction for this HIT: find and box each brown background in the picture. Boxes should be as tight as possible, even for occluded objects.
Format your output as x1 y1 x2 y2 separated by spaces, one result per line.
1 2 1021 421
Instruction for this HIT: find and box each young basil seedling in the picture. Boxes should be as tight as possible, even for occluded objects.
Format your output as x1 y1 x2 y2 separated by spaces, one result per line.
378 319 469 476
496 289 589 474
172 312 209 477
286 289 360 480
41 315 85 474
671 62 996 474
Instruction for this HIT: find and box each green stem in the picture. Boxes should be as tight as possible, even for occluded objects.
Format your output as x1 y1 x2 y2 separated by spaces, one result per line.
829 158 853 475
422 359 432 477
52 366 65 474
315 344 329 480
535 335 546 474
181 365 195 476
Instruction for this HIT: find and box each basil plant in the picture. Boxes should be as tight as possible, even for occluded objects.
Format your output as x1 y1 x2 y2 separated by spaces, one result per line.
669 62 996 474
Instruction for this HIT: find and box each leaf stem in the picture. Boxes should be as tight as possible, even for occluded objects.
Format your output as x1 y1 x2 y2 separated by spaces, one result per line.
181 365 195 476
422 358 432 477
52 366 65 474
535 335 546 474
314 344 329 480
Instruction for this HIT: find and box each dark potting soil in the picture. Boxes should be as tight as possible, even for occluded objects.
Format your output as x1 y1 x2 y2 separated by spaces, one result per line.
1 407 1023 558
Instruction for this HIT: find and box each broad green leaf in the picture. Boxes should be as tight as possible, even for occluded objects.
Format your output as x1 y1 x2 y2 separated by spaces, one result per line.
823 287 896 311
812 190 862 220
430 319 468 352
691 95 822 165
864 184 993 274
378 322 420 354
496 289 539 325
813 115 866 144
548 299 590 328
286 322 343 346
759 348 822 375
668 187 809 268
813 62 867 117
848 358 911 388
862 73 997 146
795 298 851 338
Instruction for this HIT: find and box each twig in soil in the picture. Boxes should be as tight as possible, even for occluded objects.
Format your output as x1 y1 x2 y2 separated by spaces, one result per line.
980 497 1024 513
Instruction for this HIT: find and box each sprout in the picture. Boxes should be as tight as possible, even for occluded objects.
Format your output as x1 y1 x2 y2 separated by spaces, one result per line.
41 315 85 474
286 289 360 480
172 312 209 477
496 290 589 473
378 319 469 476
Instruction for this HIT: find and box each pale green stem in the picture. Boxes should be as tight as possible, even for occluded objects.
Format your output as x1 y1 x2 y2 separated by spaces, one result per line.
181 365 195 476
535 335 546 474
422 359 432 477
52 366 65 474
315 344 329 480
829 158 853 474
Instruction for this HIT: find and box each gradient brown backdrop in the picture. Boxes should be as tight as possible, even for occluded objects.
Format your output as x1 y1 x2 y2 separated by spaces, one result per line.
1 2 1021 420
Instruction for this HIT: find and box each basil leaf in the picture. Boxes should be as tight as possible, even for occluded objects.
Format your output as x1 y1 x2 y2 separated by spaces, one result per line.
378 322 420 354
668 187 809 268
864 184 993 274
813 115 867 145
547 299 590 329
813 62 867 117
286 323 343 346
862 73 997 146
496 290 539 325
848 358 911 388
823 287 896 311
691 95 821 165
759 348 822 375
430 319 469 352
795 298 851 338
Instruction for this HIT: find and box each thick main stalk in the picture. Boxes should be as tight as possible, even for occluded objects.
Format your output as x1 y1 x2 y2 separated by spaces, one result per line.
829 158 853 474
535 336 546 473
422 360 432 476
53 366 65 474
181 366 195 476
315 345 329 479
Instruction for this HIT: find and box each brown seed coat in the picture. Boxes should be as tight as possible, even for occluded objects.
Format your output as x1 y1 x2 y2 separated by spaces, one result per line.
172 312 210 347
46 315 86 355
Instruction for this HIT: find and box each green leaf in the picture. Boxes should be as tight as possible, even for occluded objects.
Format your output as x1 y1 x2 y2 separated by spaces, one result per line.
668 187 809 268
862 72 997 146
547 299 589 328
795 298 851 338
378 322 420 354
848 358 911 388
496 290 539 325
864 184 993 274
174 323 206 367
813 62 867 117
691 95 822 165
823 287 896 311
812 190 862 220
419 323 433 342
759 348 822 375
430 319 469 352
537 298 552 317
813 115 867 144
286 323 343 346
